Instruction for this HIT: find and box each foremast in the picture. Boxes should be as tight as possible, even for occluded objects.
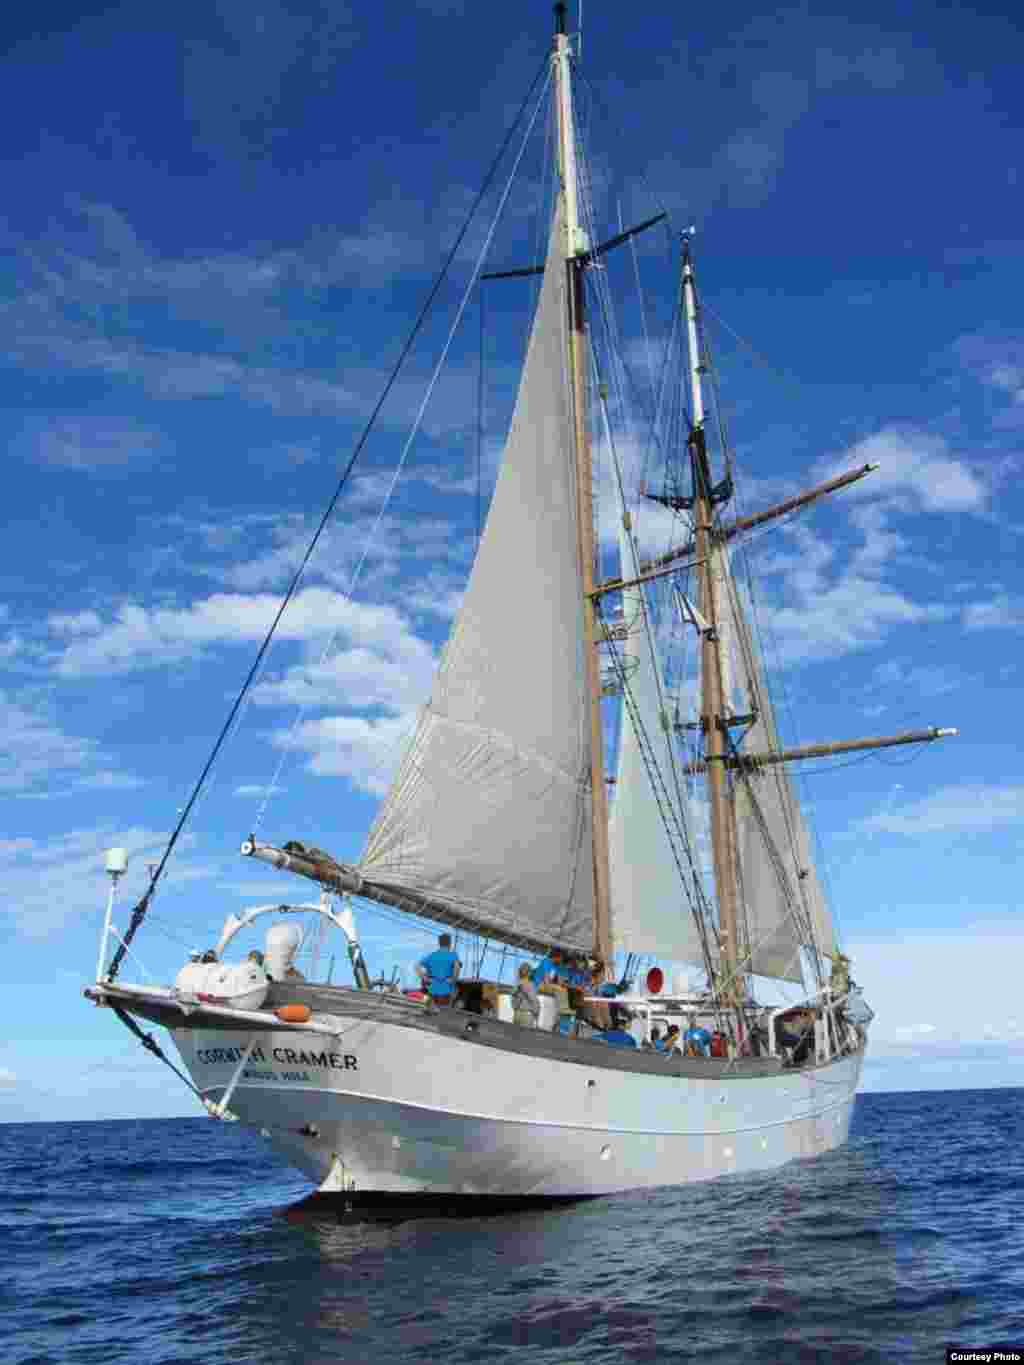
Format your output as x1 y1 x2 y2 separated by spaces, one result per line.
554 3 612 968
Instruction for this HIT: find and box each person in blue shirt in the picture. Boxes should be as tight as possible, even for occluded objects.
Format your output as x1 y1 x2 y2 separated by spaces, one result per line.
566 956 589 989
530 946 563 988
683 1016 712 1057
417 933 461 1005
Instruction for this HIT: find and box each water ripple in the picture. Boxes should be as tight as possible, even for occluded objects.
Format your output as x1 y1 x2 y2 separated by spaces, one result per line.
4 1090 1023 1365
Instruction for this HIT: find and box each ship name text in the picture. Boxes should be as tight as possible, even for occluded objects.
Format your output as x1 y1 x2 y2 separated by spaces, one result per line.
195 1044 358 1071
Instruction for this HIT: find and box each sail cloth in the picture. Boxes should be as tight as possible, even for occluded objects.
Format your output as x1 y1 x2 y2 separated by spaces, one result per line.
358 203 596 953
717 550 835 980
608 521 710 966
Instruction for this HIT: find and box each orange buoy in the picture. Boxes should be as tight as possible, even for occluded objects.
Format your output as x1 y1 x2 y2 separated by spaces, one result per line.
276 1003 312 1023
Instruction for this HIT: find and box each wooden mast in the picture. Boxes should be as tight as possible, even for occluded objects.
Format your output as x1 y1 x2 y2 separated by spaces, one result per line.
553 4 612 967
682 240 743 998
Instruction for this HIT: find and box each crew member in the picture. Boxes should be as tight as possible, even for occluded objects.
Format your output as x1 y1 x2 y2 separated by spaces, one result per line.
417 933 462 1006
683 1015 712 1057
531 946 564 988
512 963 541 1028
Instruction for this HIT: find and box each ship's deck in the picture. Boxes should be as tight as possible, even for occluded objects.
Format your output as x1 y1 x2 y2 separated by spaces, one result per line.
89 979 864 1083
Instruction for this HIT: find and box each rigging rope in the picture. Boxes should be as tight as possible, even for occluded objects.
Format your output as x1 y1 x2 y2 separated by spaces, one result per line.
701 357 833 985
110 1005 206 1102
253 69 552 833
590 373 719 979
104 51 552 985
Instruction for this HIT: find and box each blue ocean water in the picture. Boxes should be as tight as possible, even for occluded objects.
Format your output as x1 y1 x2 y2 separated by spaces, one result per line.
5 1089 1024 1365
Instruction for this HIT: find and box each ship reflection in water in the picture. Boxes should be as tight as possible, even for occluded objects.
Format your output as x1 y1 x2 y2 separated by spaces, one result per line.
279 1187 599 1225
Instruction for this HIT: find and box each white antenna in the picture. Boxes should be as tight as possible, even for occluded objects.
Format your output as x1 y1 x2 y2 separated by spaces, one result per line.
97 848 128 982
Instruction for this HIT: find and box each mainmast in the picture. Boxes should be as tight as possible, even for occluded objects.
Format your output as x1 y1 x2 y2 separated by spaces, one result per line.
553 3 612 967
682 240 743 998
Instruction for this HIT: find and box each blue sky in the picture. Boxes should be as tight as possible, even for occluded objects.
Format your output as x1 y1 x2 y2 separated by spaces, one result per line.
2 0 1022 1121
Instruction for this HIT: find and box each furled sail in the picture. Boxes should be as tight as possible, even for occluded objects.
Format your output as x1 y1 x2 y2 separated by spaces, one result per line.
718 551 834 981
358 202 595 953
608 520 710 966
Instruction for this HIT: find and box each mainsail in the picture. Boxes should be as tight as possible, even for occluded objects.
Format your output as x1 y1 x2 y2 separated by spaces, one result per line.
358 202 596 953
608 519 709 965
718 550 834 981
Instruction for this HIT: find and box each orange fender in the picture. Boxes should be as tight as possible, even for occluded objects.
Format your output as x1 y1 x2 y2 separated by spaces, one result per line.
275 1003 312 1023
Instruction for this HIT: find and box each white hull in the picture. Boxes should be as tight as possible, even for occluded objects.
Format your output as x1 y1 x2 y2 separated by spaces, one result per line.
172 1014 864 1196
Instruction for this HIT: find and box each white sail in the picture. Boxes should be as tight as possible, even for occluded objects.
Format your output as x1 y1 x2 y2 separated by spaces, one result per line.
719 553 834 980
608 522 709 966
358 202 595 952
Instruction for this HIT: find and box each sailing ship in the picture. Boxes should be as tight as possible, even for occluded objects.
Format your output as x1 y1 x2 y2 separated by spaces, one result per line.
86 5 955 1202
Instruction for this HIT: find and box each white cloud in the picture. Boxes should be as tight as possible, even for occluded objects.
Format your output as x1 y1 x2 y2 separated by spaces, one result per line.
870 658 965 699
75 771 147 791
855 783 1024 836
0 825 209 937
721 131 784 193
815 46 906 90
252 633 436 713
0 692 102 795
956 333 1024 406
0 1068 16 1086
817 427 987 512
276 710 419 797
22 418 169 472
50 587 430 679
847 925 1024 1060
753 522 950 666
963 595 1024 630
49 609 103 635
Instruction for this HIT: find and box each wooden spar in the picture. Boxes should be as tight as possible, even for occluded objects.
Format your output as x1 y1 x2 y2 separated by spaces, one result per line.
554 18 612 967
588 555 705 600
723 462 878 538
638 462 879 577
239 840 571 957
682 243 741 994
677 726 959 775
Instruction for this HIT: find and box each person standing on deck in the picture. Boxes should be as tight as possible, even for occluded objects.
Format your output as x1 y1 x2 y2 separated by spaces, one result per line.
530 946 563 988
683 1015 711 1057
417 933 461 1006
512 963 541 1028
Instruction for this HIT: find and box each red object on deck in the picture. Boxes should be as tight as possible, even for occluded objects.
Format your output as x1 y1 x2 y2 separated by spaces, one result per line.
710 1032 728 1058
645 967 664 995
276 1004 312 1023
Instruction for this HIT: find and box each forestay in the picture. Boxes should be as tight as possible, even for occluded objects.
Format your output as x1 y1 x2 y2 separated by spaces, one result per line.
358 203 595 952
718 551 835 981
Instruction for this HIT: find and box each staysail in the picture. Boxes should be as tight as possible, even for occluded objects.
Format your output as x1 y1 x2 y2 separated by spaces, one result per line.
608 519 710 965
357 203 596 953
718 550 834 981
